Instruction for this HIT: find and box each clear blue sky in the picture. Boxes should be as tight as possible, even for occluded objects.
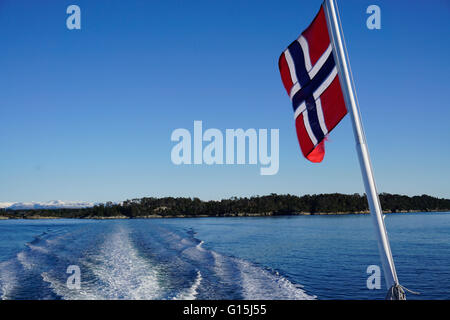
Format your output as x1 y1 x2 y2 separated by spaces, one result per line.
0 0 449 202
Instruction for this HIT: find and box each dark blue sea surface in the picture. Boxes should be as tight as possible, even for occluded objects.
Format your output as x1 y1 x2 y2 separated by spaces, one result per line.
0 212 449 300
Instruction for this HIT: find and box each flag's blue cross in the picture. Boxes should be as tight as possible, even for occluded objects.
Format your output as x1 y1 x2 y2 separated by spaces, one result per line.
288 41 336 142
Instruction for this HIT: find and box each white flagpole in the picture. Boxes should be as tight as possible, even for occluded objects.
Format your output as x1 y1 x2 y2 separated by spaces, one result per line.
323 0 404 299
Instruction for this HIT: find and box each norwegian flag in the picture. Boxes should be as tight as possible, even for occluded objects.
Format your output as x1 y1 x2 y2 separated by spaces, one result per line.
279 5 347 163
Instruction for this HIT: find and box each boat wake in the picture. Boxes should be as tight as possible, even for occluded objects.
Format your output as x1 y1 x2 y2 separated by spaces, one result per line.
43 226 164 300
173 270 202 300
0 222 315 300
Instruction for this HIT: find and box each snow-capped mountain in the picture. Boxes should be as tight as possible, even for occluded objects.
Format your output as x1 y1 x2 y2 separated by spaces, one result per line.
0 202 15 209
0 200 94 210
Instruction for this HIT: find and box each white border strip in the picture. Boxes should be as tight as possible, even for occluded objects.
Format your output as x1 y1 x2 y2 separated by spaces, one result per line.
293 101 306 120
313 66 337 100
309 44 332 79
284 49 298 88
298 36 312 72
315 98 329 136
303 110 318 145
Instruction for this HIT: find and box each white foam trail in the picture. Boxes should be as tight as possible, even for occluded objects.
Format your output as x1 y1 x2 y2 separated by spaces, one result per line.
25 243 50 254
86 227 163 299
41 271 100 300
16 251 34 271
236 259 316 300
173 271 202 300
212 251 235 283
0 261 17 300
43 226 163 300
196 241 204 249
212 250 315 300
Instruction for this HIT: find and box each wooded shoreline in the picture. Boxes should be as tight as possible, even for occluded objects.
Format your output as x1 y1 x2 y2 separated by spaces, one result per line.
1 210 449 220
1 193 449 220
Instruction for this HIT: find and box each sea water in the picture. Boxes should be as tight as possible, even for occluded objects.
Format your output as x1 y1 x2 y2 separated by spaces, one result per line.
0 212 448 300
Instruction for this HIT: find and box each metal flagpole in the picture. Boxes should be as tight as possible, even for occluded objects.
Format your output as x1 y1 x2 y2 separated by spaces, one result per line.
323 0 405 299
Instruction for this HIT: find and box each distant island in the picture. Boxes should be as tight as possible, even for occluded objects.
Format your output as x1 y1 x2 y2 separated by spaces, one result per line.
0 193 449 220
